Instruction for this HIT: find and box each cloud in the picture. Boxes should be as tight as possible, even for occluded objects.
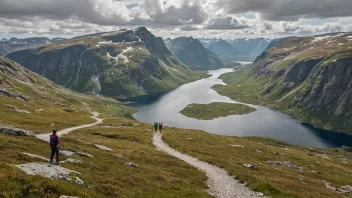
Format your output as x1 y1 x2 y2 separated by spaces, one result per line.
205 16 250 30
214 0 352 21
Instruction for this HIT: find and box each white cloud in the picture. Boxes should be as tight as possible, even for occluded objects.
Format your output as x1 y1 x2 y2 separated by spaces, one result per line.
0 0 351 39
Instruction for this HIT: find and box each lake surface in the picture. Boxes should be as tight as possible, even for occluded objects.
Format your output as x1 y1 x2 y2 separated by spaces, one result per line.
130 68 352 148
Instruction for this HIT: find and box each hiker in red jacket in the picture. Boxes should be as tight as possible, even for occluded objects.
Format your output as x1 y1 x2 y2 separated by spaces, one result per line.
49 130 61 165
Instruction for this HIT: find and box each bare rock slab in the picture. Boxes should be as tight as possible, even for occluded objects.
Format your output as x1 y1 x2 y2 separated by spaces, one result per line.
95 144 113 151
74 152 93 158
14 162 82 183
0 125 35 136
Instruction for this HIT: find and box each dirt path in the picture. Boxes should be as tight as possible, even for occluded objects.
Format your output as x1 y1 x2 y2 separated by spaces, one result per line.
153 132 264 198
36 112 102 142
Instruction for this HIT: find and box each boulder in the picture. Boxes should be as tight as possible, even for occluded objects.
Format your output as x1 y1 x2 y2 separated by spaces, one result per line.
59 150 74 156
243 164 256 169
22 152 49 161
229 144 244 149
74 152 93 158
124 162 138 168
60 196 79 198
338 185 352 193
0 125 35 136
75 177 84 185
62 158 82 164
95 144 113 151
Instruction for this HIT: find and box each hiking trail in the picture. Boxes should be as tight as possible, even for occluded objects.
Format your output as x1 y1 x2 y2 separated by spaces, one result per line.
36 112 102 142
153 132 264 198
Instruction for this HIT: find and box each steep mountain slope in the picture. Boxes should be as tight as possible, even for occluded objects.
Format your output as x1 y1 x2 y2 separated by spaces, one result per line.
227 38 271 58
0 37 65 55
213 33 352 134
166 37 238 70
199 38 270 61
7 27 206 99
0 56 132 132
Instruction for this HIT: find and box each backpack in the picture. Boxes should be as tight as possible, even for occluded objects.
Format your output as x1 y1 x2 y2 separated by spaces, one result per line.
154 122 158 127
50 134 58 146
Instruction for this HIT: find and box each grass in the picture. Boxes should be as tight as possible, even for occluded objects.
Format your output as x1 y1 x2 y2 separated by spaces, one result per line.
0 118 212 198
163 128 352 198
180 102 256 120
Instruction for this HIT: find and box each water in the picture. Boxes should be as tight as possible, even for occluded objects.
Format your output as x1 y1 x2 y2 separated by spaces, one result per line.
129 68 352 148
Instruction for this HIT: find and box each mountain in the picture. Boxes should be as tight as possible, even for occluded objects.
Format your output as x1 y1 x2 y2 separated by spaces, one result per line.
6 27 206 99
213 32 352 134
227 38 271 57
199 38 271 61
0 37 65 55
165 37 238 70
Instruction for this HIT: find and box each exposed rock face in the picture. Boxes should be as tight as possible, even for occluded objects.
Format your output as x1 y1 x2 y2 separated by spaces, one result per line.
7 27 204 99
242 33 352 133
166 37 236 70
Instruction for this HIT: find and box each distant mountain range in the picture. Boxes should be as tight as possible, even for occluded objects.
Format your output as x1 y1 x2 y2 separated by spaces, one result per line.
165 37 239 70
0 37 65 55
6 27 206 99
198 38 271 61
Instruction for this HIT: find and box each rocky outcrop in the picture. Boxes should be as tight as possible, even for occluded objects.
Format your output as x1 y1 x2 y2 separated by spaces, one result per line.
0 125 35 136
7 27 204 99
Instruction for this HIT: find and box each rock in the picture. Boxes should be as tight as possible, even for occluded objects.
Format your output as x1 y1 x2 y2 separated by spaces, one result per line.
297 176 305 182
5 104 31 114
75 177 84 185
124 162 138 168
62 158 82 164
14 162 81 182
243 164 256 169
308 147 317 152
143 128 152 131
55 102 67 107
59 196 79 198
323 181 336 191
121 122 134 127
95 144 113 151
267 161 303 170
255 149 262 153
22 152 49 161
0 125 35 136
272 151 279 155
113 154 124 158
59 150 74 156
0 88 32 101
35 109 44 112
229 144 244 149
338 185 352 193
74 152 93 158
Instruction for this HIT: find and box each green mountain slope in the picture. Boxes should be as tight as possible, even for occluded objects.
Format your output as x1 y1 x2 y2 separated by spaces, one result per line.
166 37 238 70
213 32 352 134
6 27 207 99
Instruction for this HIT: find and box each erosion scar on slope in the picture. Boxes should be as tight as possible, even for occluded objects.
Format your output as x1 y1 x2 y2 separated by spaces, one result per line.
153 132 264 198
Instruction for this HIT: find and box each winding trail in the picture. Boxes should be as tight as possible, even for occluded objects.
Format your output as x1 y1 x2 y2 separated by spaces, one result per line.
36 112 102 142
153 132 263 198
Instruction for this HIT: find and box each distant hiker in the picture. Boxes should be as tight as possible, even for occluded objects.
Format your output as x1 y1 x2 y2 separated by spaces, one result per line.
154 122 158 132
49 130 61 165
159 122 163 133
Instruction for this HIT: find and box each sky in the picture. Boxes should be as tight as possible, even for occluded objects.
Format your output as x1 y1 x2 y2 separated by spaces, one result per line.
0 0 352 39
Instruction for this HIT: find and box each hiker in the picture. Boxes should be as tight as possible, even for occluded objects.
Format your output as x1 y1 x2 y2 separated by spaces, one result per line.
154 122 158 132
49 130 61 165
159 122 163 133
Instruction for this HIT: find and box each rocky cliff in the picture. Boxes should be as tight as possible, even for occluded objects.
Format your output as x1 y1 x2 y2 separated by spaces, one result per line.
166 37 237 70
215 33 352 133
7 27 205 99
